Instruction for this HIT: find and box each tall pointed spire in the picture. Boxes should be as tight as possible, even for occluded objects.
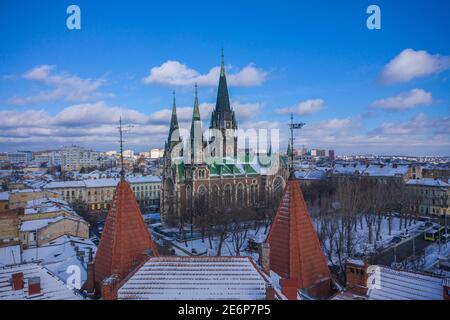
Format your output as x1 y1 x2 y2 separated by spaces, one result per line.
210 49 235 131
192 83 200 121
266 178 332 299
191 83 203 163
168 90 180 148
220 48 225 77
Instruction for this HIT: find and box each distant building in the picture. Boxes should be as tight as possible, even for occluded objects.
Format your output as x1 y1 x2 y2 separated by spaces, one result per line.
33 150 61 167
6 152 30 164
329 150 335 161
150 148 163 159
406 178 449 216
44 176 161 212
61 146 100 171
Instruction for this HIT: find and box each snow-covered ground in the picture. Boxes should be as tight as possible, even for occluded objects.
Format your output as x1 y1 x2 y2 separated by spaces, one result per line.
150 215 428 265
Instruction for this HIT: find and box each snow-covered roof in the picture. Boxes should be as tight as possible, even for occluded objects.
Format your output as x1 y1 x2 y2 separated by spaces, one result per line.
22 235 97 285
128 176 161 183
406 178 449 187
84 178 119 188
44 176 161 189
0 192 9 201
44 181 86 189
332 164 409 177
118 256 268 300
0 246 21 267
10 188 42 194
0 263 83 300
367 266 444 300
295 169 327 180
19 216 65 232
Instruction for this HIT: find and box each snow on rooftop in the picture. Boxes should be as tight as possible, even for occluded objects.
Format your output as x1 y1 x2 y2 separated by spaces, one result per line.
0 192 9 201
128 176 161 183
0 246 21 267
0 263 83 300
367 266 444 300
19 216 65 232
118 256 268 300
22 235 97 285
44 176 161 189
44 181 86 189
406 178 450 187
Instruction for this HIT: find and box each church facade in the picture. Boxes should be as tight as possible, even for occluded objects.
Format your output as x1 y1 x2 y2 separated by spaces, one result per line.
161 53 289 226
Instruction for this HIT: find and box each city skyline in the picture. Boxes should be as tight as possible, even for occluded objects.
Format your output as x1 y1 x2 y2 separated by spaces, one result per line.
1 1 449 156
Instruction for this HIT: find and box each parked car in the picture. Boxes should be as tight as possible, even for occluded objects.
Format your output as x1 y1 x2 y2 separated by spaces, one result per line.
399 231 409 239
440 234 450 244
391 236 402 244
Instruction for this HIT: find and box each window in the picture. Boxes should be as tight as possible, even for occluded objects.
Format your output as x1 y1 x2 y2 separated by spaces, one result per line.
224 184 232 207
236 183 245 206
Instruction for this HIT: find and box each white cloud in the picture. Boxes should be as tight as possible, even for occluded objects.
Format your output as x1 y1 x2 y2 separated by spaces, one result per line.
370 88 432 111
379 49 450 84
7 65 112 105
54 101 150 126
275 99 324 116
143 60 267 87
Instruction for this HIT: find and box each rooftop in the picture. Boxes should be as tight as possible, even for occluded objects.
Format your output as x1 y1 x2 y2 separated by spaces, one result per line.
118 256 267 300
0 263 83 300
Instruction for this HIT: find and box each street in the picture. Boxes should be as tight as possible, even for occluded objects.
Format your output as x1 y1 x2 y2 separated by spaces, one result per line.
373 232 431 266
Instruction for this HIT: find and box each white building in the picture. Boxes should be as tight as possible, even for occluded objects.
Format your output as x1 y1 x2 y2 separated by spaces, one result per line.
61 146 100 171
150 148 163 159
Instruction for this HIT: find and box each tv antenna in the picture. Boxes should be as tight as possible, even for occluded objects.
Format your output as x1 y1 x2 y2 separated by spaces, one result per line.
117 117 134 180
288 112 305 175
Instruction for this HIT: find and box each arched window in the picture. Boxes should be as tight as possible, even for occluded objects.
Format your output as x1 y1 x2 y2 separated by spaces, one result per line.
224 184 232 207
212 185 220 208
198 185 208 209
250 183 259 207
186 185 192 210
236 183 245 206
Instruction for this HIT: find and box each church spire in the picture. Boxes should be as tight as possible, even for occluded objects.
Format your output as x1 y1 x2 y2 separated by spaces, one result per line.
168 90 180 148
220 48 225 77
191 84 203 163
210 49 235 130
192 83 200 121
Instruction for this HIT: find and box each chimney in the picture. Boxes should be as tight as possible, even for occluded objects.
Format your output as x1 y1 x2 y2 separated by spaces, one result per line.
265 283 275 300
444 278 450 301
85 248 96 297
345 259 369 296
28 277 41 296
259 242 270 275
11 272 24 290
101 275 119 300
280 278 298 300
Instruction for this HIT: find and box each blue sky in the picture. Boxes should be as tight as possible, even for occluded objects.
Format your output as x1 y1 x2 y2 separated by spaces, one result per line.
0 0 449 155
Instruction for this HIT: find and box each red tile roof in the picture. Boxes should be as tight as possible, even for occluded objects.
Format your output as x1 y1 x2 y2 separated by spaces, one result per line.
93 180 158 292
266 178 332 298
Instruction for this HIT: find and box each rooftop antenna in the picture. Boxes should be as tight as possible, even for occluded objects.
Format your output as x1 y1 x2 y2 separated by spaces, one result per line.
117 117 134 181
289 112 305 178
